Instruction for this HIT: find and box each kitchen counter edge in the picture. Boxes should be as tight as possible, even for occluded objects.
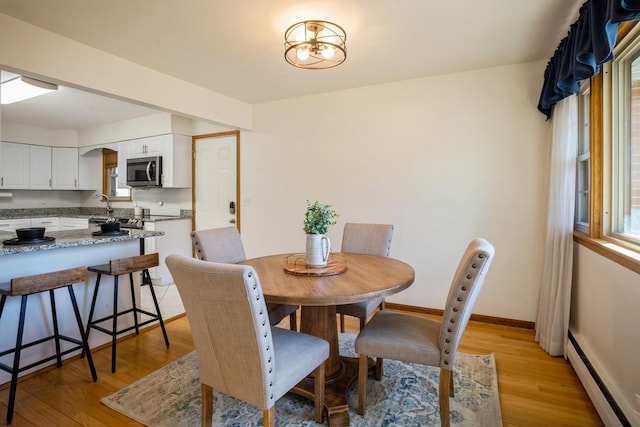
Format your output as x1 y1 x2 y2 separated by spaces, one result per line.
0 229 164 256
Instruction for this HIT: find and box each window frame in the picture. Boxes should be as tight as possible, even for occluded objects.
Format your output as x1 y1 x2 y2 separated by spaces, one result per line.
574 21 640 275
575 80 591 234
101 148 131 202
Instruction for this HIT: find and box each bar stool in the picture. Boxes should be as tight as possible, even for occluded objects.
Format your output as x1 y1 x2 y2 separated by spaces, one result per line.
0 267 97 425
85 253 170 373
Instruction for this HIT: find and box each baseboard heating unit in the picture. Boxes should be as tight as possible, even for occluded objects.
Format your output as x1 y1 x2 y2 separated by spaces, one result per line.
567 333 631 427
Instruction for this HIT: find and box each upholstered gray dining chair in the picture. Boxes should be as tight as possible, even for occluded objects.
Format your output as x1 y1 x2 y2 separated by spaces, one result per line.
191 226 299 330
336 223 394 332
355 238 495 427
166 255 329 426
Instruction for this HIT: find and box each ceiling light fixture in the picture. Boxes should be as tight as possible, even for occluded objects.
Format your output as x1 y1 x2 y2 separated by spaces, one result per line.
0 76 58 105
284 20 346 69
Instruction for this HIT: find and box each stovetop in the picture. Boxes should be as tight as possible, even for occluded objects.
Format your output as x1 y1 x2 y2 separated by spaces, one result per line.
89 216 144 229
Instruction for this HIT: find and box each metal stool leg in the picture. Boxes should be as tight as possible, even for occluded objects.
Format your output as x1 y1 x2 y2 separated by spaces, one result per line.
143 269 170 348
111 275 119 373
82 273 102 358
128 272 140 335
6 295 28 425
0 294 6 317
49 289 63 368
67 285 97 381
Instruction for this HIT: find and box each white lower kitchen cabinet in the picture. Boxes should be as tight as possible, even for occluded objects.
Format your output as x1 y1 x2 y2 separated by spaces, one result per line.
144 218 192 285
60 217 89 230
30 217 61 231
0 218 31 232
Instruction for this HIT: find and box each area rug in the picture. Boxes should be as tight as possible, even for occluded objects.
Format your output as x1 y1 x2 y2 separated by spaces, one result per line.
102 333 502 426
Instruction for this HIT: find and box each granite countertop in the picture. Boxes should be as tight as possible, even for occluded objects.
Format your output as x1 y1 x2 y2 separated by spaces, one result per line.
0 208 193 222
0 228 164 256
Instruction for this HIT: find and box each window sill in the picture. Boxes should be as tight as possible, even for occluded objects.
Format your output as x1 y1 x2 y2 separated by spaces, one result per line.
573 231 640 275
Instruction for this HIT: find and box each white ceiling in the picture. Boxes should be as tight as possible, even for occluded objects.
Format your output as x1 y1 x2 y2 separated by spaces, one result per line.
0 0 582 129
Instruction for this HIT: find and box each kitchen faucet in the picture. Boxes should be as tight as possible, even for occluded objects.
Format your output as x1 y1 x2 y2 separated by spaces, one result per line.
94 193 113 216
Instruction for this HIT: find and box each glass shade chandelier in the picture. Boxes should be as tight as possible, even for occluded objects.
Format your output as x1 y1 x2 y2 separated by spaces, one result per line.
284 20 347 69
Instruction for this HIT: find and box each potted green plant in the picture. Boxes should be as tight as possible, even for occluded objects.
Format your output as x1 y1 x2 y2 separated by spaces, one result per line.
303 200 339 267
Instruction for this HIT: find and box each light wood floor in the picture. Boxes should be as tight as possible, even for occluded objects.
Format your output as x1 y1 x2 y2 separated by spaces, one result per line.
0 310 603 426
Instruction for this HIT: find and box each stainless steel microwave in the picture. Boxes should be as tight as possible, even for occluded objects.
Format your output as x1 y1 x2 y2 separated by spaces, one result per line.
126 156 162 187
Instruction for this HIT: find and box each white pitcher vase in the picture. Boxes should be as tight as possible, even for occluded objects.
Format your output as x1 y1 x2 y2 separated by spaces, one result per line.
305 234 331 268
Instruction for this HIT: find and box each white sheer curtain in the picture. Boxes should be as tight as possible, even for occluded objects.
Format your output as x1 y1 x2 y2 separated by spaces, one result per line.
535 95 578 357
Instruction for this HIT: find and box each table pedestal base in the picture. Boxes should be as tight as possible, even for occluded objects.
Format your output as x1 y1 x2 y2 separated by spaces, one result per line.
292 356 379 426
294 305 382 426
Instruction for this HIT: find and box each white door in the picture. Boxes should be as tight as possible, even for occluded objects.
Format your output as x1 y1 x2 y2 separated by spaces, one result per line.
194 133 239 231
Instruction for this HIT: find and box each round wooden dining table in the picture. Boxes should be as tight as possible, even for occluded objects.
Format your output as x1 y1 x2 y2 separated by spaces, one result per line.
239 252 415 427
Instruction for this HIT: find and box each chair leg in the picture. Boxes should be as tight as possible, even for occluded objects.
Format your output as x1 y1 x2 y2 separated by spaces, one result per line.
449 370 454 397
289 310 297 332
357 353 368 415
439 369 452 427
375 357 383 380
313 362 325 423
359 317 366 331
340 313 346 332
263 407 275 427
201 383 213 427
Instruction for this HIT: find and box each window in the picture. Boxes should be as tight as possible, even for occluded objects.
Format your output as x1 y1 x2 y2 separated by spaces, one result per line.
576 22 640 274
102 149 131 201
575 81 591 233
608 27 640 246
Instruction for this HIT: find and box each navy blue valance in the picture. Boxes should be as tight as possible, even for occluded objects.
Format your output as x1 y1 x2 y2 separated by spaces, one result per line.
538 0 640 119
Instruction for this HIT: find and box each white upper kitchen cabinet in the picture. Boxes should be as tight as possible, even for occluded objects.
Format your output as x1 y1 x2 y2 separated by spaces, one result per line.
124 134 191 188
78 149 100 190
0 142 30 189
128 136 165 157
29 145 52 190
51 147 79 189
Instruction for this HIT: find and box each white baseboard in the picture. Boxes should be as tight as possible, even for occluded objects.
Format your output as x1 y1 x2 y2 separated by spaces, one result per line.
567 341 623 427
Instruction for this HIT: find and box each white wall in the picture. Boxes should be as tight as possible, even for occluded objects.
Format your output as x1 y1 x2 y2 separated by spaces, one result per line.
0 10 550 321
572 244 640 424
241 61 550 321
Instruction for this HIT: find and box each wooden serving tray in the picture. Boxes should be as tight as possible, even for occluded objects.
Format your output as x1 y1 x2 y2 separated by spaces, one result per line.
283 254 347 276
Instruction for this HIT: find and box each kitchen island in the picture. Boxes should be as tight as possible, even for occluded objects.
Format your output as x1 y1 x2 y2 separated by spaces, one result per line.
0 228 164 386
